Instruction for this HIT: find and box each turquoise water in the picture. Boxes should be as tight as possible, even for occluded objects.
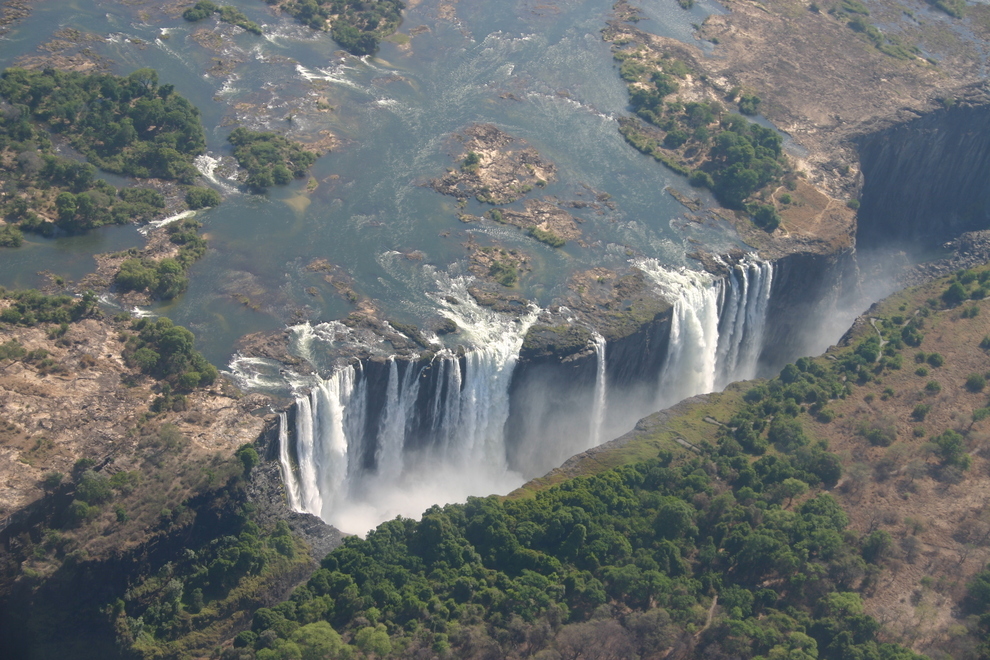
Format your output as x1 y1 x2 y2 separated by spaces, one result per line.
0 0 744 364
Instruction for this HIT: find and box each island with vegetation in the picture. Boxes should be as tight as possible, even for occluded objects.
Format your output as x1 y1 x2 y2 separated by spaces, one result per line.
267 0 406 55
0 67 213 243
228 127 319 193
183 1 264 35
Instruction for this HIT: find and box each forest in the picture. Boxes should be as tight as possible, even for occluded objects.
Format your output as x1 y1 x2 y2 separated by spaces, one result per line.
0 67 210 241
0 67 206 182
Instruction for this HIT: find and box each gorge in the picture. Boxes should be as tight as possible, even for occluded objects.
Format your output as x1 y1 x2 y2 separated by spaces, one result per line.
6 0 990 657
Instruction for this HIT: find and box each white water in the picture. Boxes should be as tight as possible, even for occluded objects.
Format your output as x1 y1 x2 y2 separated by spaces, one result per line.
278 277 537 534
278 262 773 535
138 209 196 235
590 331 607 449
277 412 302 511
714 259 774 388
639 256 774 407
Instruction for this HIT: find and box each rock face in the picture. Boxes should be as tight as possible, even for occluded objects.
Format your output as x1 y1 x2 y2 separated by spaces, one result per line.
253 416 345 559
757 248 859 375
857 94 990 253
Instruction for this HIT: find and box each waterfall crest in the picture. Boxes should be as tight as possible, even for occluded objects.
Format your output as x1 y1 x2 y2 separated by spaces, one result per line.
639 257 774 407
278 277 537 533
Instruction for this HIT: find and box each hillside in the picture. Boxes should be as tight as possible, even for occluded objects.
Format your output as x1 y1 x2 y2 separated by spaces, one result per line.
510 256 990 658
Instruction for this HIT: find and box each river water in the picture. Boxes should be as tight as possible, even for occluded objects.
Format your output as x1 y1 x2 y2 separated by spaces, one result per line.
0 0 741 363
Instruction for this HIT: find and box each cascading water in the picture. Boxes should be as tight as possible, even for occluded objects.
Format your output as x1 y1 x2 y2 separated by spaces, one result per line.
276 277 538 534
590 331 608 449
276 412 301 511
272 260 774 534
714 259 774 388
639 256 774 407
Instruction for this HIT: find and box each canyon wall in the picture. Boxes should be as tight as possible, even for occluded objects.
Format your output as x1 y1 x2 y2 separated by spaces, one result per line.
857 100 990 253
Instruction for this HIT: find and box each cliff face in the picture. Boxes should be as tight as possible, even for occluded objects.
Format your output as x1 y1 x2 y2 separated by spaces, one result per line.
857 101 990 254
758 249 859 375
505 308 673 473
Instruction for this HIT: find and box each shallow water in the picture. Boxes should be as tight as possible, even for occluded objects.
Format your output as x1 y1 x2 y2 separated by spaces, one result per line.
0 0 742 364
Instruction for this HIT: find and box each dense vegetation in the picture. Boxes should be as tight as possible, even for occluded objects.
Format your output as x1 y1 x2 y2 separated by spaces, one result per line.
269 0 405 55
612 50 787 226
228 127 318 193
114 217 208 300
122 315 219 393
0 287 98 328
0 67 206 182
183 1 263 35
1 434 306 660
0 67 214 243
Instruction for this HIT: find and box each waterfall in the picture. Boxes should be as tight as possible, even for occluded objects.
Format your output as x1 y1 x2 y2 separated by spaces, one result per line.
273 263 773 534
293 366 362 522
639 257 774 406
276 412 301 511
280 277 537 533
590 331 607 449
714 259 774 388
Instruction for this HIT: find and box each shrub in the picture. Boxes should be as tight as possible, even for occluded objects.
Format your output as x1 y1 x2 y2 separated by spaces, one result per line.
689 170 713 188
768 416 808 452
926 353 944 367
236 444 260 476
751 204 780 232
931 429 970 469
942 282 967 307
528 227 565 248
912 404 931 421
42 471 64 491
489 261 518 287
182 1 217 21
966 373 986 393
185 186 221 209
925 380 941 394
858 417 896 447
738 94 761 115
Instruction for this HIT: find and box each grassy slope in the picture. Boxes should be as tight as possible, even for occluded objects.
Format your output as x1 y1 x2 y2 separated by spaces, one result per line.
513 265 990 656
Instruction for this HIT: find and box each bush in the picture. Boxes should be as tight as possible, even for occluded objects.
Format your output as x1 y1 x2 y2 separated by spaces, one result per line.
858 418 896 447
912 404 931 421
185 186 221 209
182 1 217 21
751 204 780 232
689 170 713 188
925 380 941 394
942 282 967 306
488 261 518 287
528 226 565 248
236 444 260 476
926 353 945 367
768 416 808 452
0 224 23 247
966 373 986 393
738 94 761 115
